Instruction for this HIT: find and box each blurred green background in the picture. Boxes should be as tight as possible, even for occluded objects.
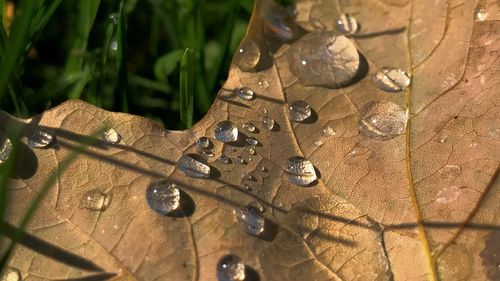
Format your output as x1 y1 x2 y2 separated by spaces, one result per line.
0 0 253 129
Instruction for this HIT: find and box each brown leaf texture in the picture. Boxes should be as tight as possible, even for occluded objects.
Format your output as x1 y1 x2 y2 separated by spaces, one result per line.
1 0 499 280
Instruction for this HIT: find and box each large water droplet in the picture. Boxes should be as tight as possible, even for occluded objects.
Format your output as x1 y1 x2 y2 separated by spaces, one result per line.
336 14 358 35
233 38 260 72
359 101 408 141
372 68 410 92
216 255 245 281
103 128 121 144
288 100 312 122
242 122 256 133
0 138 13 164
288 31 360 88
236 205 265 236
146 181 181 215
80 189 112 211
262 108 275 130
285 156 317 186
236 87 255 101
215 121 239 143
178 155 211 178
196 137 211 149
28 130 54 148
1 267 21 281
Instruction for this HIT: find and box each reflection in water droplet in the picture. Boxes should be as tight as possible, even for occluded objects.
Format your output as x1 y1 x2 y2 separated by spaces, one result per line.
234 156 245 164
359 101 408 141
80 189 112 211
28 130 54 148
242 122 256 133
288 31 360 88
215 121 239 143
103 128 121 144
236 205 265 236
0 138 13 164
262 108 275 130
288 100 312 122
246 147 256 155
336 14 358 35
178 155 211 178
321 125 336 136
218 155 231 164
233 38 260 72
372 68 410 92
285 156 317 186
146 181 180 215
196 137 211 149
217 255 245 281
245 137 258 146
1 267 21 281
236 87 255 101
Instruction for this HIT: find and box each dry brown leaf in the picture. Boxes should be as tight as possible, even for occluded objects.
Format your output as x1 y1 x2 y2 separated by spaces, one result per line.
1 0 499 280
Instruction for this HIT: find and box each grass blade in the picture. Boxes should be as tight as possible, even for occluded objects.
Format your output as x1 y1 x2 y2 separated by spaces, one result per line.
114 0 129 112
179 48 194 128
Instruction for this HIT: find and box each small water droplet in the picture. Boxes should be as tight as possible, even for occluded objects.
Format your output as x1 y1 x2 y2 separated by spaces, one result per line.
218 155 231 164
215 121 239 143
242 122 256 133
236 87 255 101
245 137 259 146
285 156 317 186
235 205 265 236
262 108 275 130
246 147 256 155
28 130 54 148
359 101 408 141
288 31 360 88
288 100 312 122
372 68 411 92
108 13 118 25
234 156 246 164
80 189 112 211
178 155 211 178
0 138 13 164
103 128 121 144
336 14 358 35
216 255 246 281
258 78 270 89
476 9 488 21
202 151 215 157
260 166 268 172
233 38 260 72
196 137 211 149
321 125 336 136
1 267 21 281
146 181 180 215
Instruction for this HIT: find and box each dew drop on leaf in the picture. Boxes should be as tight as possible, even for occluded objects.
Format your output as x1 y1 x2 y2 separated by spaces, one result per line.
359 101 408 141
103 128 121 144
321 125 336 136
215 121 239 143
288 100 312 122
245 137 258 146
242 122 256 133
27 130 54 148
0 138 13 164
1 267 21 281
372 67 411 92
218 155 231 164
285 156 318 186
235 205 265 236
196 136 211 149
146 181 180 215
80 189 112 212
262 108 275 130
216 255 245 281
233 38 260 72
202 151 215 157
178 155 211 178
246 146 256 155
236 87 255 101
234 156 246 164
287 31 360 88
336 14 358 35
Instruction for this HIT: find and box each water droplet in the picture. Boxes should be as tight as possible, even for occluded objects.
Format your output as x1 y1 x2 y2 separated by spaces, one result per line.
321 125 336 136
0 138 13 164
216 255 245 281
108 13 118 25
234 156 246 164
235 205 265 236
285 156 317 186
288 100 312 122
262 108 275 130
245 137 259 146
242 122 256 133
218 155 231 164
178 155 211 178
233 38 260 72
202 151 215 157
146 181 180 215
257 78 270 89
1 267 21 281
476 9 488 21
246 147 256 155
288 31 360 88
236 87 255 101
80 189 112 211
372 68 411 92
336 14 358 35
28 130 54 148
196 137 211 149
103 128 121 144
359 101 408 141
260 166 268 172
215 121 239 143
